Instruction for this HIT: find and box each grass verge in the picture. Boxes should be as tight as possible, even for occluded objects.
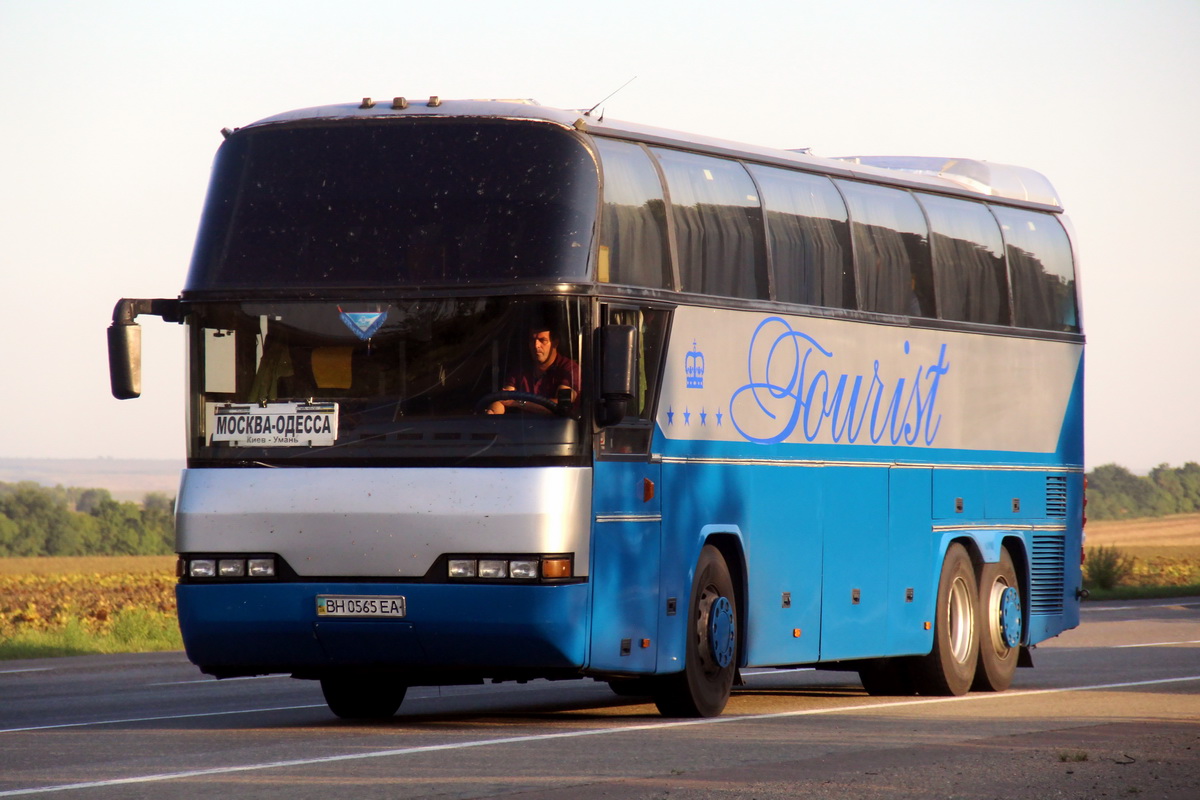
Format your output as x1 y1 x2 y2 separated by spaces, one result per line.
0 609 183 660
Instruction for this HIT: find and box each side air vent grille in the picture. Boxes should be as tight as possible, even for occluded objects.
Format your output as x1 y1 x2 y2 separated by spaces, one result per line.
1030 534 1066 615
1046 476 1068 518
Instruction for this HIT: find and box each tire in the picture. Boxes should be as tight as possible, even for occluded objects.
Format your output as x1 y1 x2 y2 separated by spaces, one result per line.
653 545 738 717
973 547 1022 692
320 674 407 720
857 657 917 696
911 543 979 696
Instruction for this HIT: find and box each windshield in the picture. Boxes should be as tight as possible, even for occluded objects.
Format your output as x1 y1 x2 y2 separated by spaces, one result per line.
185 120 599 291
186 297 589 466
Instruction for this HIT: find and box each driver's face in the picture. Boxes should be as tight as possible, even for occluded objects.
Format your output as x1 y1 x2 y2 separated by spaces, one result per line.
529 330 556 367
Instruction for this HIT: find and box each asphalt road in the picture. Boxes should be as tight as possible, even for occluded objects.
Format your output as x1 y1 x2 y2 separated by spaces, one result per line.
1 599 1198 799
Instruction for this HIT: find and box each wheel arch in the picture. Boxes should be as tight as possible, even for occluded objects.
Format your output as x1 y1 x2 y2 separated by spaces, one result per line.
699 528 747 669
937 532 985 571
998 534 1031 645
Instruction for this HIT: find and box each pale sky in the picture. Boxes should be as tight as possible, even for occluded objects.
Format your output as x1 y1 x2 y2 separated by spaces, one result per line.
1 0 1196 472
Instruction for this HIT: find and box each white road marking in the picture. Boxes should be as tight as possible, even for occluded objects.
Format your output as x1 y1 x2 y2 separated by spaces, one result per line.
148 674 290 686
1085 601 1200 612
1 674 1197 797
0 668 52 675
1113 639 1200 648
0 705 326 734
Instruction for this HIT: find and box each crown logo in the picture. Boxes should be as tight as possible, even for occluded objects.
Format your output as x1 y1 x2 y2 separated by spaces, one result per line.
685 340 705 389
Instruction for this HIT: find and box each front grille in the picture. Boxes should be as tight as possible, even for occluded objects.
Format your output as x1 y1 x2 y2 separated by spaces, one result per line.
1030 534 1066 614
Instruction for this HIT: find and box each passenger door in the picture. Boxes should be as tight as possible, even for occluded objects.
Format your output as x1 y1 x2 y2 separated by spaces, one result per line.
588 306 669 673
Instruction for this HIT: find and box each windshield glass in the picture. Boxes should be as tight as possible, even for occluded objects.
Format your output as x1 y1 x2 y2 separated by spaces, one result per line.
186 297 589 466
185 120 598 291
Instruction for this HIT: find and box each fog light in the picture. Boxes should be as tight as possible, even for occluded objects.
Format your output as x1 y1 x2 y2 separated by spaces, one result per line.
247 558 275 577
509 560 538 579
541 558 572 579
478 559 508 579
218 559 246 577
189 559 216 578
448 559 476 578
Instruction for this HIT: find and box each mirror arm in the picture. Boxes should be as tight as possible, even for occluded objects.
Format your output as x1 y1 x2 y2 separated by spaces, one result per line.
111 297 182 326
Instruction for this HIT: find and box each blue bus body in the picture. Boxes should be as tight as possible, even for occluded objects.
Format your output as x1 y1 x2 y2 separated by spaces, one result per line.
110 98 1084 717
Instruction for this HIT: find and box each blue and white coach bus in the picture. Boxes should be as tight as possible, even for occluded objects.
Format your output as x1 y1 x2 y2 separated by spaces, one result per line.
108 97 1084 719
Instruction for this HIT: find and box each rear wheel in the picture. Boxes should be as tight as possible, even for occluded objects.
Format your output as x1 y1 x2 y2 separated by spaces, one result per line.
911 543 979 696
973 547 1022 691
653 545 738 717
320 674 407 720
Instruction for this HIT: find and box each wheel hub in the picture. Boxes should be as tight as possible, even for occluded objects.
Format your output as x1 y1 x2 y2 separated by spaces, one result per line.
998 585 1022 649
707 595 736 669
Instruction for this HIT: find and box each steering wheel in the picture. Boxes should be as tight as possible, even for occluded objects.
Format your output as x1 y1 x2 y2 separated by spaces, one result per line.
475 391 565 416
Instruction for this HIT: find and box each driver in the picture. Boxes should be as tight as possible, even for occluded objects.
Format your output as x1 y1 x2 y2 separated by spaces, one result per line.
485 326 580 415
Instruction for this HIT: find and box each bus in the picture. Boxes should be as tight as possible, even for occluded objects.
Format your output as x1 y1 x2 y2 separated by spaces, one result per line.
108 97 1085 719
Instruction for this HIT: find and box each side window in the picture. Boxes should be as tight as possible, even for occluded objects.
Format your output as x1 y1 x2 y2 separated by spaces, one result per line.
991 207 1079 332
837 181 934 317
595 138 672 289
600 305 670 455
748 165 854 309
917 193 1009 325
651 149 767 300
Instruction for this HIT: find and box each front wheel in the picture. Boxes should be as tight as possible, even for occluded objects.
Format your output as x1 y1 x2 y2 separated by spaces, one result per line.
973 547 1022 691
911 543 979 696
320 674 407 720
653 545 738 718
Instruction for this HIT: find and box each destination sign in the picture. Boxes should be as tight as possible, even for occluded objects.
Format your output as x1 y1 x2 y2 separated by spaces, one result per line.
209 402 339 447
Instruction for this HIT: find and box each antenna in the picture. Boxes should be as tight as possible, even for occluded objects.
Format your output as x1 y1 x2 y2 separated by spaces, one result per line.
584 76 637 117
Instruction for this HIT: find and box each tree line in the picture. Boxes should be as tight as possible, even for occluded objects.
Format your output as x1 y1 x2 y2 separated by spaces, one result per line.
0 481 174 557
1086 463 1200 520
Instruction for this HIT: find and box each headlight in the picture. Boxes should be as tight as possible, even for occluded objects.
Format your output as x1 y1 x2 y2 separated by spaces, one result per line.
478 560 508 579
183 555 277 580
446 555 573 581
189 559 217 579
509 560 539 579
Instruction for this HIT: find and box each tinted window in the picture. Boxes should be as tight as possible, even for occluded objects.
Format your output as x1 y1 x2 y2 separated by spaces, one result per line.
652 149 767 299
595 139 671 289
600 305 671 456
748 165 854 308
917 194 1009 324
992 207 1078 332
838 181 933 316
186 121 599 291
186 297 588 466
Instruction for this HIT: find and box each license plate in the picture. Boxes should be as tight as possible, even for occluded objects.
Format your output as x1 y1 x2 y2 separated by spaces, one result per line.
316 595 406 618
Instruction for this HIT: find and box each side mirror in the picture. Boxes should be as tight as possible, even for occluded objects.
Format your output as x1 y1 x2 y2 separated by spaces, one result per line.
107 298 182 400
596 324 637 427
108 322 142 399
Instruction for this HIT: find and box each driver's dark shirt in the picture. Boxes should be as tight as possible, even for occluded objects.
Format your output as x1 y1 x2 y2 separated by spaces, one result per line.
505 352 580 399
